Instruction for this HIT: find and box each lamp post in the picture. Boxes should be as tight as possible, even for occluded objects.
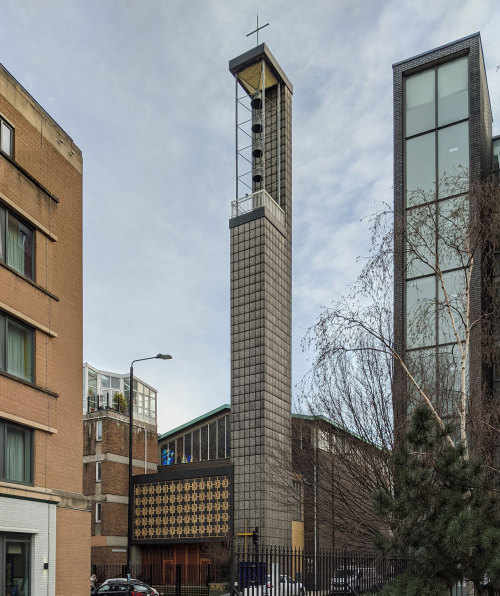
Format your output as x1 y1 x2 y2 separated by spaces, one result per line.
127 353 172 577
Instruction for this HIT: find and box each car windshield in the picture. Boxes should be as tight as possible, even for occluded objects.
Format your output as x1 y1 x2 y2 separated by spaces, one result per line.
334 570 354 578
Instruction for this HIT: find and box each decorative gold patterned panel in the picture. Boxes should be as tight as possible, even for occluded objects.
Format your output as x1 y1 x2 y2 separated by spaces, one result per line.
133 475 231 541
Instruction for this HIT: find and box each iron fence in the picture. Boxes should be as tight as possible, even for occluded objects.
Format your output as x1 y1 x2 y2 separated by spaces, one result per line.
232 547 407 596
91 562 229 596
91 549 497 596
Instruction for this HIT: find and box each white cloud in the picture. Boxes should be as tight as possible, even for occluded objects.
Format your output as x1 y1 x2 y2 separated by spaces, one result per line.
1 0 499 431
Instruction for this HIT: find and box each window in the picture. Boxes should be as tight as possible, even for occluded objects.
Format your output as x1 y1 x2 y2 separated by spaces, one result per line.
176 437 183 464
437 57 468 127
96 461 101 482
96 503 101 523
225 415 230 457
406 132 436 203
0 204 34 279
192 429 200 462
217 417 226 458
161 442 175 466
1 533 30 595
404 56 470 417
405 56 469 206
96 421 102 441
0 117 13 156
0 313 34 382
87 368 98 411
406 277 436 349
0 420 33 484
437 121 469 195
292 480 303 522
492 138 500 175
200 425 208 460
183 433 192 463
405 69 435 137
208 421 217 460
130 379 156 423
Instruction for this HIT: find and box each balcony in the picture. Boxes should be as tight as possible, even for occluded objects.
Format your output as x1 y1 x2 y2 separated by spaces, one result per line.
86 391 156 424
231 190 285 226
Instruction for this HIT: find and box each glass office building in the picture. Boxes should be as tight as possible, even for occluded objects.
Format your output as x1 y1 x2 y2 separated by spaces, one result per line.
393 33 498 436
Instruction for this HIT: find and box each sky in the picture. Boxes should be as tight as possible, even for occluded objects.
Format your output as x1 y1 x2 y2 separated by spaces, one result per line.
1 0 499 434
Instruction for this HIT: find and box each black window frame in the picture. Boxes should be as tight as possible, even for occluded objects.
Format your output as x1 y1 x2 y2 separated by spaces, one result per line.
0 419 33 485
0 312 35 383
0 202 35 280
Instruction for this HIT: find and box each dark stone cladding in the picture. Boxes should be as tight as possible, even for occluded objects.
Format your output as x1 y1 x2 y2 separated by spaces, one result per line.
229 207 287 238
133 461 232 483
392 33 492 443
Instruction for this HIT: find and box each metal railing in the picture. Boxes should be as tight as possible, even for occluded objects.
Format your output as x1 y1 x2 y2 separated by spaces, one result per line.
232 547 408 596
231 190 285 226
87 392 156 423
91 562 228 596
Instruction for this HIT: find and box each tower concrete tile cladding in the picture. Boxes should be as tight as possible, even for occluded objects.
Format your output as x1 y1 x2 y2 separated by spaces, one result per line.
229 44 293 546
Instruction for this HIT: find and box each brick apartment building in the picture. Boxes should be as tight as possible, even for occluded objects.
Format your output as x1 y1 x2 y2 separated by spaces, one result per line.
0 64 90 594
83 363 159 566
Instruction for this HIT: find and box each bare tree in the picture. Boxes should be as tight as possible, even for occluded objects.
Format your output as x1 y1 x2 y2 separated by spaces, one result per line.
298 175 500 543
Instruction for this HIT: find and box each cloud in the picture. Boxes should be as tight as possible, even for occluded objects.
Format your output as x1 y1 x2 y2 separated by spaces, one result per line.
1 0 499 432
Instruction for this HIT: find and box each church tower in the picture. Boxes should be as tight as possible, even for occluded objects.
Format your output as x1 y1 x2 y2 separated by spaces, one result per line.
229 44 293 546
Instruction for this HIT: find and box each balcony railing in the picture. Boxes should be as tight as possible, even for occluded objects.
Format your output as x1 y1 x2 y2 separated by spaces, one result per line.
231 190 285 226
87 391 128 414
87 392 156 423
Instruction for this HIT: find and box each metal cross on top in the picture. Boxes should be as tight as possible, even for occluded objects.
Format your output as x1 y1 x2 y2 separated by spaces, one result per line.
246 14 269 46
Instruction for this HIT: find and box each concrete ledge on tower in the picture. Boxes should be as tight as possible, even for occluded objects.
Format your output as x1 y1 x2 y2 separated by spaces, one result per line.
230 190 285 233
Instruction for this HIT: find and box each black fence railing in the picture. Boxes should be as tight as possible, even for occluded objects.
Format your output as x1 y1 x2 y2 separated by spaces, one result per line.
91 562 229 596
233 547 407 596
92 548 498 596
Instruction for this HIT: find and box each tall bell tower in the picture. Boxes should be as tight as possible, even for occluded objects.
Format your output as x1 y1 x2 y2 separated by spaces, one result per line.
228 44 293 546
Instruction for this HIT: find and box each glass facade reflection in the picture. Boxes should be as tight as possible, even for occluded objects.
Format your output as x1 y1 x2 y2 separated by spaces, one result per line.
404 54 470 412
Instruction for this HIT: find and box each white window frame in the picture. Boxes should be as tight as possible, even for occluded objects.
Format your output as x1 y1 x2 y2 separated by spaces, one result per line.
0 117 13 157
96 502 101 523
96 461 101 482
96 420 102 441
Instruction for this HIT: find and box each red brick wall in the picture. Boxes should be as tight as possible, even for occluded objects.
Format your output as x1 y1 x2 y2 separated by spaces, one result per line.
102 501 128 536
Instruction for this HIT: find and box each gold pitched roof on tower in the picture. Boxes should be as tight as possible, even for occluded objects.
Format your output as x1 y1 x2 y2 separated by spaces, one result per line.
229 43 293 94
237 60 279 95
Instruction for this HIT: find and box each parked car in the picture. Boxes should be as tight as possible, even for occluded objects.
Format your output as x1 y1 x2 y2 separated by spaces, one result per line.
95 578 159 595
331 567 379 595
331 568 359 595
266 574 305 596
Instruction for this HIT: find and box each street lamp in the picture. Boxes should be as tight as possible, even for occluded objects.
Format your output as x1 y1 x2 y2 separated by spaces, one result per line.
127 353 172 577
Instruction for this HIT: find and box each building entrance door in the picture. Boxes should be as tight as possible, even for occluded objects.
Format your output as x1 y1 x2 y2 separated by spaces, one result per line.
2 534 30 596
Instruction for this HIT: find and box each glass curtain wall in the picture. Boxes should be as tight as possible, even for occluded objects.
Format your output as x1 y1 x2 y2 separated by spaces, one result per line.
404 55 469 415
161 415 230 465
84 366 157 421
